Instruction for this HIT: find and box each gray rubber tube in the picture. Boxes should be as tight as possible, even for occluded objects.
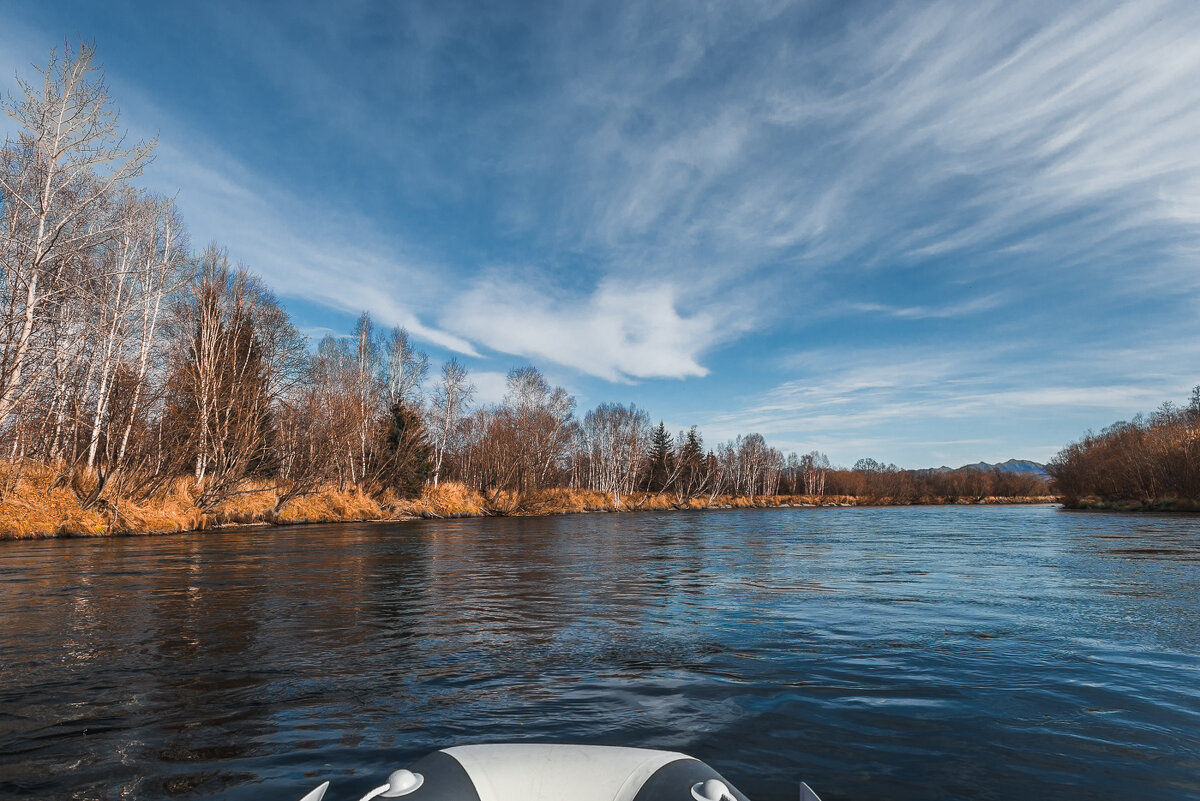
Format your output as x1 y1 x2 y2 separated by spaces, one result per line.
393 751 482 801
630 758 751 801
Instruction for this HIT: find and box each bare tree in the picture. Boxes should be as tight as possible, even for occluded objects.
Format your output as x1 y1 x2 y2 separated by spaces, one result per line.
673 426 709 501
0 42 154 434
158 247 304 509
350 313 382 483
800 451 829 495
428 357 473 487
78 195 188 509
502 366 576 494
581 402 649 507
283 335 359 491
381 326 427 409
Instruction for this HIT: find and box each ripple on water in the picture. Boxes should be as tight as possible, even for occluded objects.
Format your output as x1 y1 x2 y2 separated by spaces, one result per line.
1 506 1199 800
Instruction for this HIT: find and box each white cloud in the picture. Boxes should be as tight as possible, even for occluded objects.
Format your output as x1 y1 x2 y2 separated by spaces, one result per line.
298 325 343 342
850 293 1009 320
133 141 481 356
444 278 718 381
467 370 510 407
535 0 1200 296
699 329 1200 465
820 0 1200 269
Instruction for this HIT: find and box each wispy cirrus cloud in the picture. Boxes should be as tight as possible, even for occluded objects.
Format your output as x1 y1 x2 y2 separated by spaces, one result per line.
850 293 1009 320
74 0 1200 361
8 0 1200 464
704 333 1200 466
518 0 1200 283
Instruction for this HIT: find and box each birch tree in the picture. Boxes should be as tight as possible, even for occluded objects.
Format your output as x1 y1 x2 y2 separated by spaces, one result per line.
348 313 387 483
381 326 427 409
0 42 154 435
502 366 576 493
428 357 473 487
582 402 649 507
160 247 304 509
800 451 829 495
674 426 708 501
75 195 187 506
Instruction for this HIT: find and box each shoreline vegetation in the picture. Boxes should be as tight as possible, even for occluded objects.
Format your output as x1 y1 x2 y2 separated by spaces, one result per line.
1049 386 1200 512
0 45 1058 541
0 463 1057 540
1064 499 1200 513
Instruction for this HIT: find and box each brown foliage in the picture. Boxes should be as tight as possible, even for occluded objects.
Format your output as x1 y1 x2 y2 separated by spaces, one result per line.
1048 391 1200 506
823 466 1049 503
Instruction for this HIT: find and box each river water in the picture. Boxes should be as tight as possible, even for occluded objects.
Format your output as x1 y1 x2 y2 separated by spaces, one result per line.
1 505 1199 800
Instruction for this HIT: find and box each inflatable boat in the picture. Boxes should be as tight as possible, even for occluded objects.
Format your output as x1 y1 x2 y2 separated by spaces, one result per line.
296 744 821 801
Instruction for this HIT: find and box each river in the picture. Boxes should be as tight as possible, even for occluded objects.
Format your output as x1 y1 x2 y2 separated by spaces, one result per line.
1 505 1198 800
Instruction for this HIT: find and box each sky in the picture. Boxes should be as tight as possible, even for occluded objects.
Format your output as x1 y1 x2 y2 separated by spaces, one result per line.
3 0 1200 468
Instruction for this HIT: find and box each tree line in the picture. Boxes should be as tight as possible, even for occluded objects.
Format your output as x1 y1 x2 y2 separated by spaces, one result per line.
1048 388 1200 506
823 460 1048 503
1 45 1050 521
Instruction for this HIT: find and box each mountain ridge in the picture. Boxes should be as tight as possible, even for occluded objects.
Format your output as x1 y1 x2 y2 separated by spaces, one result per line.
926 459 1048 479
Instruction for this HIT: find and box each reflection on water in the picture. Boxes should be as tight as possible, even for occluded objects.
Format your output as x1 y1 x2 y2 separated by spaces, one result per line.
2 506 1200 800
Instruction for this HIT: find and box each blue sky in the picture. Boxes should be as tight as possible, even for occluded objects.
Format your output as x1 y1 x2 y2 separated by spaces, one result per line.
4 0 1200 468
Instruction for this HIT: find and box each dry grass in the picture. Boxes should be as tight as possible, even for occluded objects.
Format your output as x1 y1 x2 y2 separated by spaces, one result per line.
394 481 487 517
0 461 1058 540
513 488 616 515
0 463 385 538
0 462 107 537
276 486 381 523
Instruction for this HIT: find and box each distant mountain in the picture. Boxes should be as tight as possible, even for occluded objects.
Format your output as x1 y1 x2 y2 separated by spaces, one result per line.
949 459 1048 479
913 459 1050 479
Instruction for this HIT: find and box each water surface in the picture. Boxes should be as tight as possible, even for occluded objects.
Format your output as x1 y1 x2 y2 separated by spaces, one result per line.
2 505 1199 800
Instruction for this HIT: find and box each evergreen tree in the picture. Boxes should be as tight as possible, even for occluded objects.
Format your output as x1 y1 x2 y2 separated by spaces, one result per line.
646 420 674 492
381 401 432 498
680 427 703 464
677 426 703 494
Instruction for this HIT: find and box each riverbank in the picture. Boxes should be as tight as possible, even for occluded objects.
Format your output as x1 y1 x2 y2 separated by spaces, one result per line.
0 465 1058 539
1062 497 1200 512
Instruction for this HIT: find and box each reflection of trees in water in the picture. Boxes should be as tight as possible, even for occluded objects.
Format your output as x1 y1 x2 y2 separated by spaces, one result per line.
6 508 1200 801
0 512 812 799
0 527 410 798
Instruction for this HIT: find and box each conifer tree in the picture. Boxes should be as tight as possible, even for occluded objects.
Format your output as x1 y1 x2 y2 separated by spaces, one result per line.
677 426 704 497
382 401 432 498
646 420 674 492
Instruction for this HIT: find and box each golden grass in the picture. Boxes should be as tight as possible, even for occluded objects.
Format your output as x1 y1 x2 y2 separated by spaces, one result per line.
0 463 385 538
276 486 381 524
397 481 487 517
0 462 1059 539
0 462 107 537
